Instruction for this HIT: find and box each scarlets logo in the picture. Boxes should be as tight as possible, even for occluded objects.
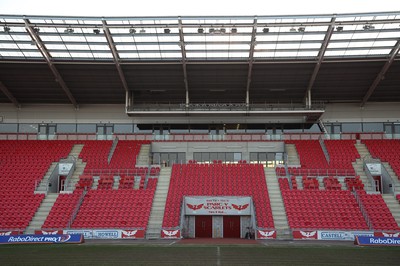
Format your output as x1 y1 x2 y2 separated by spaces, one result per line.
231 204 249 211
259 230 274 237
121 230 138 238
42 230 59 235
187 204 204 210
161 230 181 239
383 232 400 238
257 230 276 239
300 231 317 238
0 231 11 236
163 230 179 237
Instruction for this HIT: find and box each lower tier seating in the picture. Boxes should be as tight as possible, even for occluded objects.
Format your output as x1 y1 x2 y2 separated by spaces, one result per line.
0 193 45 230
42 189 84 229
71 179 157 229
280 179 369 230
162 163 274 229
357 191 400 231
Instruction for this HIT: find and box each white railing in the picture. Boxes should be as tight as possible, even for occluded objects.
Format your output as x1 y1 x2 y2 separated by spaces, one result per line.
353 190 372 230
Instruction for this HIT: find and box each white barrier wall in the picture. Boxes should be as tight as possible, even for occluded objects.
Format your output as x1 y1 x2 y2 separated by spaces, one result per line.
1 102 400 124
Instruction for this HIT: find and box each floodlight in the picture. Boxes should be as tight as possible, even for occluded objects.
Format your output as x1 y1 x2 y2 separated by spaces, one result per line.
164 28 171 34
198 28 204 33
263 28 269 33
3 26 10 33
298 26 305 32
231 28 237 33
64 27 74 34
129 28 136 34
336 26 343 32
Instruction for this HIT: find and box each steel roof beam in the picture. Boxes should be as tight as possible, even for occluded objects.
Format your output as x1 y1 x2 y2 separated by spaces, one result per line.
178 18 190 106
24 19 78 108
361 39 400 107
0 81 20 108
245 18 258 106
304 17 336 107
102 20 129 93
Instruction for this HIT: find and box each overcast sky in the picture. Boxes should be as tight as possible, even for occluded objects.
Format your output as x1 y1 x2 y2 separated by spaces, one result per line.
0 0 400 17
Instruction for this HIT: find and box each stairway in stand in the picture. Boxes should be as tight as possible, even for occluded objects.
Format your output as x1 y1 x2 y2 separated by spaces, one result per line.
353 143 373 192
65 144 87 191
264 167 291 240
146 167 172 239
285 144 300 166
25 193 58 234
382 194 400 228
136 144 151 166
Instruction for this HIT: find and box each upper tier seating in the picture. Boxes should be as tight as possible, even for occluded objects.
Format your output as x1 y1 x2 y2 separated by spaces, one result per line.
357 191 400 231
363 140 400 179
324 140 360 170
0 140 74 230
162 163 274 229
80 140 149 175
71 178 157 229
280 179 369 230
286 140 357 176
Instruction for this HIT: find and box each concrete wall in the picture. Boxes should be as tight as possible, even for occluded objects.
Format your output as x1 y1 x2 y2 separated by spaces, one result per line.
151 141 285 162
1 102 399 124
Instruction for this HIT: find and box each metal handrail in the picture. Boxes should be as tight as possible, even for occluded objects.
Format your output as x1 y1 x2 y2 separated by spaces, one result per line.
66 190 87 229
353 190 372 230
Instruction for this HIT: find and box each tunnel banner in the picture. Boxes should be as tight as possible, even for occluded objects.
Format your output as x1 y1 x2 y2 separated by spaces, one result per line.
184 196 251 215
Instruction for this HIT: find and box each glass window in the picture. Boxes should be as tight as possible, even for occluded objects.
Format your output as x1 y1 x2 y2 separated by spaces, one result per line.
0 123 18 133
363 123 384 132
394 124 400 134
57 124 76 133
193 153 202 162
114 124 133 133
250 153 258 163
304 124 322 133
19 124 38 133
202 153 210 164
383 123 393 134
77 124 96 133
342 123 362 132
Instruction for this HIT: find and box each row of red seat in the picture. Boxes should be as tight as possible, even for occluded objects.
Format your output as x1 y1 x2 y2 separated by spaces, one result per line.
0 140 74 230
71 182 156 229
163 163 274 228
357 190 400 230
279 178 369 230
363 140 400 180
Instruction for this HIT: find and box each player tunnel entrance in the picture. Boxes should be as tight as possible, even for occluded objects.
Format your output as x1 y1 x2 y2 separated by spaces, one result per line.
183 196 255 239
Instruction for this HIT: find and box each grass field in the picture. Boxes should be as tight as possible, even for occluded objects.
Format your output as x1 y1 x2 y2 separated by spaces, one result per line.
1 243 399 265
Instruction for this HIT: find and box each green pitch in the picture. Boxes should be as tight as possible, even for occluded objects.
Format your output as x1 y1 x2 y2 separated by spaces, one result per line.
0 244 399 265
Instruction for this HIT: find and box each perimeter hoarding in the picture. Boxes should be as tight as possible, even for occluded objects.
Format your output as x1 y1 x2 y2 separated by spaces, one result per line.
0 234 84 244
292 230 374 241
63 229 145 239
355 236 400 246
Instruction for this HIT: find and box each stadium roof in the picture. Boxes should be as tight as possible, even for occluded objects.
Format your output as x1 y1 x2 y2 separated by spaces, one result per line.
0 12 399 114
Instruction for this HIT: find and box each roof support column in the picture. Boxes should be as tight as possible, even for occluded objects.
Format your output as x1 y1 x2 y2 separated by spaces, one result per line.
0 81 20 108
102 20 129 93
361 39 400 107
24 19 78 109
178 18 190 108
304 17 336 108
245 17 257 109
